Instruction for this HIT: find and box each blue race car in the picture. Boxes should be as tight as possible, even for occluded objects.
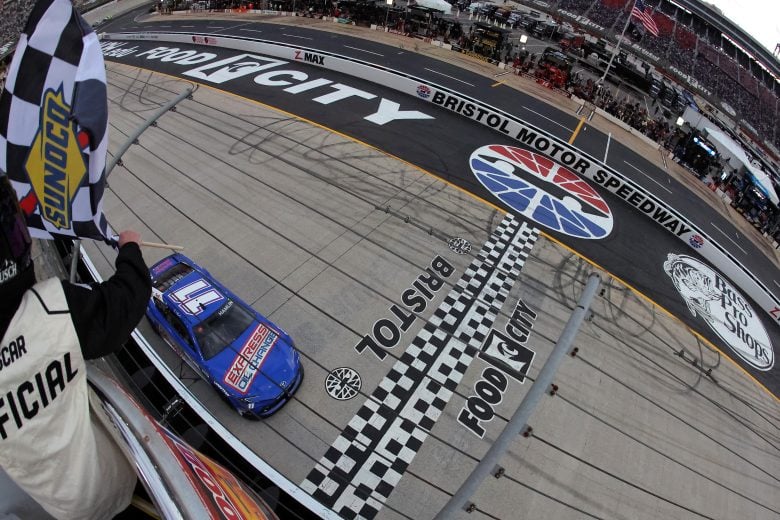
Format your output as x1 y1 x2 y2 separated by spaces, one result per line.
146 254 303 418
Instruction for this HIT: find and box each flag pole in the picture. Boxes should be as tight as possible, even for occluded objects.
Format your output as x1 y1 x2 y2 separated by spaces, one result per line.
597 0 636 85
140 241 184 251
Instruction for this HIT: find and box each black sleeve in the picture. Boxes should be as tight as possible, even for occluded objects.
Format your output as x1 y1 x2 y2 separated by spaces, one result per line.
62 243 152 360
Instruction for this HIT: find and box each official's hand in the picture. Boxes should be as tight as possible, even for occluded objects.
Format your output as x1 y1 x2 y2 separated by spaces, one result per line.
118 230 142 248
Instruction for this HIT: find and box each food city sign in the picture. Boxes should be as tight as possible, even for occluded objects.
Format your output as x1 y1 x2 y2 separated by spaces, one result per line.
663 254 773 370
99 41 434 127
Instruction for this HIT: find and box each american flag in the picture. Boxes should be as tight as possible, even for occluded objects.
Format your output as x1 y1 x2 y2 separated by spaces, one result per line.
0 0 113 242
631 0 659 37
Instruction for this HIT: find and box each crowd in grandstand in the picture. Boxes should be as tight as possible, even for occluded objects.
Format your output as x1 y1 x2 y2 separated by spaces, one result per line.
2 0 94 43
1 0 36 45
566 75 673 143
554 0 779 152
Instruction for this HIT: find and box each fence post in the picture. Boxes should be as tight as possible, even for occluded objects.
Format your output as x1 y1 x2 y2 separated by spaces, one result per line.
105 87 193 178
69 88 193 282
434 273 602 518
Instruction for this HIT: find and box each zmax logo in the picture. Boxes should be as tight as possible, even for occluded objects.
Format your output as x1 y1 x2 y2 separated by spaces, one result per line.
293 50 325 65
24 86 87 229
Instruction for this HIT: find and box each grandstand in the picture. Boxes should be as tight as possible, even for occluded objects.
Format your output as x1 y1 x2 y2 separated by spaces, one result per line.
0 0 36 46
533 0 780 162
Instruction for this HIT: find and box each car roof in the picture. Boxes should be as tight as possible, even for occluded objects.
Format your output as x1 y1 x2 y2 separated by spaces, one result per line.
153 255 232 327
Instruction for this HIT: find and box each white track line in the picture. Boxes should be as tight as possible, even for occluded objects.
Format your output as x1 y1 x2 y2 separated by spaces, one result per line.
622 161 673 194
522 106 572 132
423 67 475 86
710 223 748 255
343 45 384 56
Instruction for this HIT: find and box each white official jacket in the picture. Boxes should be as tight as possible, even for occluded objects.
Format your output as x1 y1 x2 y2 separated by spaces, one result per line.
0 278 136 520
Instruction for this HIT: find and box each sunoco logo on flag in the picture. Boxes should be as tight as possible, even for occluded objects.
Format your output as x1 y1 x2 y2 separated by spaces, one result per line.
0 0 112 242
25 87 88 230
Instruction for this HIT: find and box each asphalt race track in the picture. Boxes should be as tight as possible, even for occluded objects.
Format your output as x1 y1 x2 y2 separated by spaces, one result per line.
96 20 780 395
76 5 780 520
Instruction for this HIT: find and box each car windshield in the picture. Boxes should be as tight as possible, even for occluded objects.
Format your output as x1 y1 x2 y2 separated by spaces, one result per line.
193 300 255 360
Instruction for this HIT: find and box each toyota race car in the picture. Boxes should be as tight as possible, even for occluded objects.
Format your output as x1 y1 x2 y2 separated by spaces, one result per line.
146 254 303 418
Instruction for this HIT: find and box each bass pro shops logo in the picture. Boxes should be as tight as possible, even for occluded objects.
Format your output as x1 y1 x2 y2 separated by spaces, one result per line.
663 253 773 370
24 86 88 229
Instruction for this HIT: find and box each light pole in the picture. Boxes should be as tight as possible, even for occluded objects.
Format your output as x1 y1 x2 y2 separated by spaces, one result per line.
385 0 393 29
598 0 636 85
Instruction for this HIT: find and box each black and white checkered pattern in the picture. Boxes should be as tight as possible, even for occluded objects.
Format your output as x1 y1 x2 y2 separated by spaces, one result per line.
302 216 539 519
0 0 111 241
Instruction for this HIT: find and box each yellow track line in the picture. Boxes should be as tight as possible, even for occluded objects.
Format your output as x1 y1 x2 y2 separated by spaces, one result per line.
112 63 780 404
568 115 586 144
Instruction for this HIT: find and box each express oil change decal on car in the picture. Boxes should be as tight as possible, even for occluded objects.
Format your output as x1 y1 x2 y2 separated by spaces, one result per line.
224 324 278 393
663 253 773 370
470 145 613 239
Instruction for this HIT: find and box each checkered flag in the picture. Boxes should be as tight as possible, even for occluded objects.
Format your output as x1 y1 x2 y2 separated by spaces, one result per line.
0 0 112 242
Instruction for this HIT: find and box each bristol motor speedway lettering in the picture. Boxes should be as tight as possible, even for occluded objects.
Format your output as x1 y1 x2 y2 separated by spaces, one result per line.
428 91 695 237
355 255 455 360
100 42 433 126
224 324 278 393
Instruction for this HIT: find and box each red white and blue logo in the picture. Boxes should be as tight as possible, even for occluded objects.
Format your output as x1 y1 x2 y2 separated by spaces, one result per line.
689 234 704 248
417 85 432 99
470 145 614 239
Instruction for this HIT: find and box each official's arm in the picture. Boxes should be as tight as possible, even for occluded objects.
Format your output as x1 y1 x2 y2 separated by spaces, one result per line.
63 240 152 360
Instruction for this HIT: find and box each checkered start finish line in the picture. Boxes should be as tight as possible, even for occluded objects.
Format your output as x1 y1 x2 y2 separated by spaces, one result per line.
302 215 540 519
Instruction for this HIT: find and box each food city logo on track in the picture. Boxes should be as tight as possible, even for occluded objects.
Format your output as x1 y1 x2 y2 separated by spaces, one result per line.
24 86 88 230
663 253 773 370
99 42 434 127
470 144 613 239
